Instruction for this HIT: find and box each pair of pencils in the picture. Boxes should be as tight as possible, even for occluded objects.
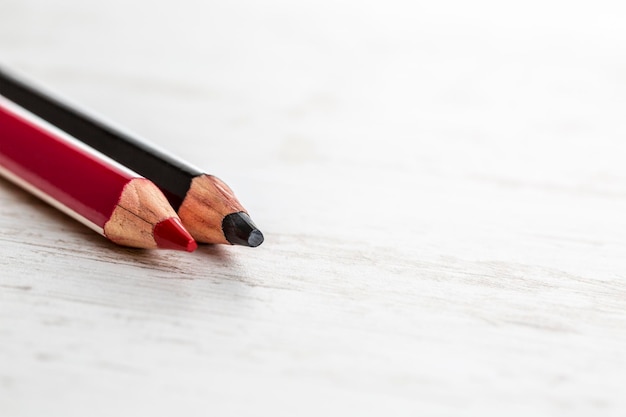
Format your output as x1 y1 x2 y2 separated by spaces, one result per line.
0 68 263 251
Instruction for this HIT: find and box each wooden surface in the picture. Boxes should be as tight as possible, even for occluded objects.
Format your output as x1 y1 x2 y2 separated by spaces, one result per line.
2 1 626 415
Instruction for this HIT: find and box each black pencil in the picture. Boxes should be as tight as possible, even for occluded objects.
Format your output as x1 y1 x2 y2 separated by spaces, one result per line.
0 68 263 247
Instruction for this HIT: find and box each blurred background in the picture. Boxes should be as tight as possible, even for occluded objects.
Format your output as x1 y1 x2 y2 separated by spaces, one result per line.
2 0 626 415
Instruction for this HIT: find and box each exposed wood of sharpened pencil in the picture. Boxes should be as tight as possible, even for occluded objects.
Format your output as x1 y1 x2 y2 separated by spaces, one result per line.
0 98 197 252
0 68 264 247
179 174 247 244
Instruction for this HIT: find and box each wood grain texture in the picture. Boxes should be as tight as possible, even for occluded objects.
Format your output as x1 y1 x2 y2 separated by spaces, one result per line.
1 1 626 416
104 178 180 249
178 175 246 244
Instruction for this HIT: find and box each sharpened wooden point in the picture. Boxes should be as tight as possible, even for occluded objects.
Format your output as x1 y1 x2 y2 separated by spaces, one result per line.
177 175 262 245
222 212 264 247
153 217 198 252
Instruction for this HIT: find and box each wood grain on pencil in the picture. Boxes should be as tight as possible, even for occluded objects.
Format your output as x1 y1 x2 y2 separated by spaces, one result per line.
0 99 197 251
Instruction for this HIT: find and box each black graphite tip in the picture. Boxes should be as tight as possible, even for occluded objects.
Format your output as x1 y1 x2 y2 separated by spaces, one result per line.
222 212 264 247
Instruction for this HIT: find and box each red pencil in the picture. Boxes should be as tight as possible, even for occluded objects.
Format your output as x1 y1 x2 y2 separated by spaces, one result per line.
0 98 197 251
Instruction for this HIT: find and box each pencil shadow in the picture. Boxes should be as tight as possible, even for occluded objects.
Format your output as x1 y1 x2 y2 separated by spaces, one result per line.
0 176 237 272
95 244 236 273
196 244 234 262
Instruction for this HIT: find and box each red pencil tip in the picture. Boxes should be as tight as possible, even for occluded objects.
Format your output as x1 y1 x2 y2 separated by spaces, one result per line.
153 217 197 252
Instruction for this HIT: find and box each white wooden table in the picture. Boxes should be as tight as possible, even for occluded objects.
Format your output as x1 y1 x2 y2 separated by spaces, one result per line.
2 1 626 415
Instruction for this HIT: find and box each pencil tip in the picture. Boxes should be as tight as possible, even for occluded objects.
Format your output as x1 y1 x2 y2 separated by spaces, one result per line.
222 212 264 247
153 217 198 252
